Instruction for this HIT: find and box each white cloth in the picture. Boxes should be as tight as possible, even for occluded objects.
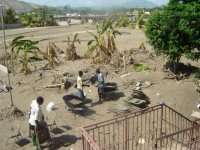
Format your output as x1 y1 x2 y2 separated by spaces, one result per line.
29 100 44 126
77 76 83 90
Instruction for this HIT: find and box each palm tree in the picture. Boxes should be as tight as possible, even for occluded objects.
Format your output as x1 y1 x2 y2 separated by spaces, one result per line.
10 36 40 74
84 19 113 63
107 25 121 54
133 10 149 29
115 16 131 28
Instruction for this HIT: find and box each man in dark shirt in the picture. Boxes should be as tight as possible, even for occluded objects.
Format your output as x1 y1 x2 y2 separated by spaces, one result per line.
96 68 105 103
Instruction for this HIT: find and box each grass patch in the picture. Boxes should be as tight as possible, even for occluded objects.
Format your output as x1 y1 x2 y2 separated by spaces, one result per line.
133 63 149 72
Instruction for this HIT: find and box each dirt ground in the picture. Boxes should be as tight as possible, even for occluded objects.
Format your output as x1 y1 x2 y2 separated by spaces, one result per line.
0 24 199 150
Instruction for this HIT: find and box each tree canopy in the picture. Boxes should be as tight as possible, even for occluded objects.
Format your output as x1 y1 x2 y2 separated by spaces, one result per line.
3 8 16 24
145 0 200 72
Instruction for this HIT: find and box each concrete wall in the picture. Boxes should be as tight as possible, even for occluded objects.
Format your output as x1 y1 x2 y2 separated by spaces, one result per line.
70 19 82 25
56 21 69 26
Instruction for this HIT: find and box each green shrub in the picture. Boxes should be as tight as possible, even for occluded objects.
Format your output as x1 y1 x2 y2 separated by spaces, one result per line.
133 63 149 72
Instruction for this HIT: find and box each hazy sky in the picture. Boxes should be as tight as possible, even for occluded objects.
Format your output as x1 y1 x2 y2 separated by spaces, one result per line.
20 0 169 7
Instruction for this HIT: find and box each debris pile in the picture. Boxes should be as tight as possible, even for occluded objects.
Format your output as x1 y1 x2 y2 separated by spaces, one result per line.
124 90 150 109
108 90 150 115
109 48 155 74
0 85 13 93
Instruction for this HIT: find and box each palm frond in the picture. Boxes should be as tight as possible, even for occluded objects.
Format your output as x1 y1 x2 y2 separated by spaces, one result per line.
84 44 97 59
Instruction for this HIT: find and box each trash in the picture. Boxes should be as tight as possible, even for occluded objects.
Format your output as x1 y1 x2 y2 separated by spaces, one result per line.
135 87 141 90
138 138 145 144
0 64 8 74
156 93 160 96
0 85 13 93
88 90 92 93
197 104 200 109
46 102 55 112
136 81 142 87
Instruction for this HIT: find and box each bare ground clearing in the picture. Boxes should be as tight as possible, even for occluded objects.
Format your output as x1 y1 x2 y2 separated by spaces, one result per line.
0 24 199 150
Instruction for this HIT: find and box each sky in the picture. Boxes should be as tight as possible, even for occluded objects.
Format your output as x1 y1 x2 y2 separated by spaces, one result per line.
20 0 169 7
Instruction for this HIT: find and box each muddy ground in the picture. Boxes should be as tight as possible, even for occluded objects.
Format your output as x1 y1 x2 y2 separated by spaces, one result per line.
0 24 199 150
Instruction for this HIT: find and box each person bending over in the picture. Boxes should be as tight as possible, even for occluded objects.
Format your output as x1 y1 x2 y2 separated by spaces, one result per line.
29 96 44 145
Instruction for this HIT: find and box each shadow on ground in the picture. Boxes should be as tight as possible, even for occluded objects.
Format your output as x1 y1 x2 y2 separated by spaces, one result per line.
16 138 31 147
106 92 125 101
53 135 80 149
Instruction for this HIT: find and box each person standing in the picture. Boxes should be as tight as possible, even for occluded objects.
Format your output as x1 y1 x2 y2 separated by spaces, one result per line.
96 68 105 103
77 71 89 99
29 96 44 145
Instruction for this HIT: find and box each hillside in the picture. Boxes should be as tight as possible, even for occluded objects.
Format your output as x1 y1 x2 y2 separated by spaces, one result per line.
0 0 40 12
121 0 158 8
78 0 158 8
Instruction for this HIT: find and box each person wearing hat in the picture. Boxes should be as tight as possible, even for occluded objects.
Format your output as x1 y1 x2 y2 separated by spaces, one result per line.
96 68 105 103
29 96 44 145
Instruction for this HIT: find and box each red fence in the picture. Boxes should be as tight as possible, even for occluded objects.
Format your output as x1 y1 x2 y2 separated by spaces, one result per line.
81 104 199 150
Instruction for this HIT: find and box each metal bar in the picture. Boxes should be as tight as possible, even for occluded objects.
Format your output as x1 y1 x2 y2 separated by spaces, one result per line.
103 126 105 149
132 114 134 150
117 120 119 150
83 105 162 129
156 123 200 141
164 105 192 122
82 134 85 150
160 104 163 137
81 128 101 150
108 124 110 150
125 116 128 150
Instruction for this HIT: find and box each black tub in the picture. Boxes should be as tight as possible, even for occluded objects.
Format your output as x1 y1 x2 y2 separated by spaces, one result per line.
104 82 117 93
63 94 84 109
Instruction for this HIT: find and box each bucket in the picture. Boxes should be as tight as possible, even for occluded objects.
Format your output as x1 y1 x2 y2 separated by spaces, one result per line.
46 102 55 112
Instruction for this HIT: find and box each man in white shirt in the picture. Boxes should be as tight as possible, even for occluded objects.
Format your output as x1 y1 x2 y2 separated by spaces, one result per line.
29 96 44 145
77 71 89 99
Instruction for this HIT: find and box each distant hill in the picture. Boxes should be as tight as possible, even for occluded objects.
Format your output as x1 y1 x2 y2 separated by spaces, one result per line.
121 0 158 8
0 0 40 12
77 0 158 8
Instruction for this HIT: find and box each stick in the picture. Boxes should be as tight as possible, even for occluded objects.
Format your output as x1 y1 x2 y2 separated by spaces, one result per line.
43 83 62 88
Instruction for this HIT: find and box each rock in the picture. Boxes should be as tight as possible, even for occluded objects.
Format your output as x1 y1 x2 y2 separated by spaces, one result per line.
144 81 152 87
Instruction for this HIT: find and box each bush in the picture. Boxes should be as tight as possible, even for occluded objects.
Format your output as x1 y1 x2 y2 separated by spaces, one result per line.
133 63 149 72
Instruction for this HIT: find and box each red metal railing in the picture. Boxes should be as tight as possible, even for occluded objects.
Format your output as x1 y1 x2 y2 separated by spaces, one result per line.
155 119 200 150
81 104 199 150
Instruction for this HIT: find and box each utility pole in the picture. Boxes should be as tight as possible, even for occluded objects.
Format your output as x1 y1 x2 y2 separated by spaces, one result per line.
0 5 14 107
